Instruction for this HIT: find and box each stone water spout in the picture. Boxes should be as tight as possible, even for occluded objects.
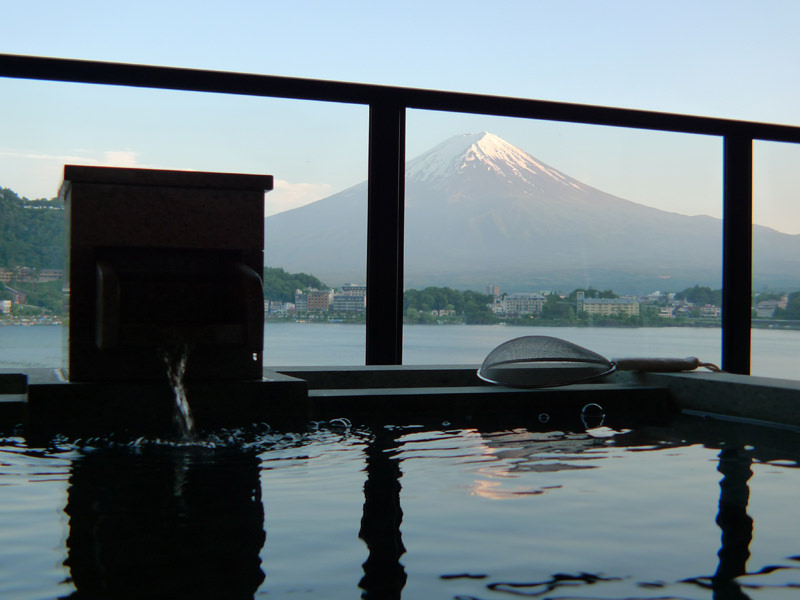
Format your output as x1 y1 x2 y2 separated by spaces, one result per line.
61 165 272 383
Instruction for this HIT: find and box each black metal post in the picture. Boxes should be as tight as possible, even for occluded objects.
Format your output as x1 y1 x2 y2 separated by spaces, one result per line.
722 135 753 374
365 104 405 365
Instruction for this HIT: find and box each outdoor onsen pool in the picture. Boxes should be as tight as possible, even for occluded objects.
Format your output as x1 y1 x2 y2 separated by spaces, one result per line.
1 413 799 599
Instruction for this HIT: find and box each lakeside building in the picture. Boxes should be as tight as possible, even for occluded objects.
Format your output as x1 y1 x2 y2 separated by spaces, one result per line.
307 290 333 311
265 300 294 315
37 269 64 282
294 285 367 314
332 284 367 313
576 291 639 317
294 289 335 312
700 304 722 319
294 290 307 313
658 299 722 319
756 300 778 318
0 267 64 283
641 290 676 303
497 292 546 316
755 296 788 318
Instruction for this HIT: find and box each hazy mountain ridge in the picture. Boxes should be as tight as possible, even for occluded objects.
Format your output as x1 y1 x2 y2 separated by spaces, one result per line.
265 132 800 294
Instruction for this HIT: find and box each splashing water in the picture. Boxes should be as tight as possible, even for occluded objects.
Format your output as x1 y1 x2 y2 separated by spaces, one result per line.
162 345 196 439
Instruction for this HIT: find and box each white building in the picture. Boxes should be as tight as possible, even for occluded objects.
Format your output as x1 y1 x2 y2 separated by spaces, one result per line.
700 304 722 319
332 284 367 313
266 300 294 315
577 291 639 317
755 300 779 318
294 289 308 313
499 292 546 316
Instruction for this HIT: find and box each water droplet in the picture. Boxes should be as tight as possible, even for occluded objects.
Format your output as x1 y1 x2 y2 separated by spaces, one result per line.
581 403 606 429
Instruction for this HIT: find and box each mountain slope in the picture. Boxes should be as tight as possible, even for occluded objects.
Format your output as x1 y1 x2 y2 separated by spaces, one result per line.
265 132 800 293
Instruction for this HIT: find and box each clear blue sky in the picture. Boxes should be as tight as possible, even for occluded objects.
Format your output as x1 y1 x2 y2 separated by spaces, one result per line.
3 0 800 232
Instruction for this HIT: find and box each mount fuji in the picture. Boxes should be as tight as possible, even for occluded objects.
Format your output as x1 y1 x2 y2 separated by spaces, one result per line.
265 132 800 293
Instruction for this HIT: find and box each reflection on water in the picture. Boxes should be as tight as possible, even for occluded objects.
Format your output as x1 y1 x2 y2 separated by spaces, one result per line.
681 444 800 599
470 429 606 499
1 416 800 598
713 447 754 599
63 444 265 599
359 428 407 599
394 420 800 599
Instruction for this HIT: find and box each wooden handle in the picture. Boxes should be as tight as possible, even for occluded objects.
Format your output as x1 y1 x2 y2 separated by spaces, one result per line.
613 357 719 372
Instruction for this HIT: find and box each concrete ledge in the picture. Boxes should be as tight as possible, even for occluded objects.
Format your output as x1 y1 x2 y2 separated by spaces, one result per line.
0 373 27 394
621 371 800 427
3 364 799 437
0 373 27 427
306 383 676 429
0 395 25 427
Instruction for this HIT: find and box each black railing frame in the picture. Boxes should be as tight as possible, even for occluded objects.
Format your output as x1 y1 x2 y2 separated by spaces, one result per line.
3 54 800 372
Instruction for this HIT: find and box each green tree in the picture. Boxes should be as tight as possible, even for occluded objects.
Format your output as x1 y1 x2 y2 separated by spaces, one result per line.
403 287 495 323
3 280 64 313
756 290 786 302
774 291 800 319
566 288 618 302
462 289 495 323
0 187 64 270
676 285 722 306
541 294 576 320
262 266 326 302
404 306 420 323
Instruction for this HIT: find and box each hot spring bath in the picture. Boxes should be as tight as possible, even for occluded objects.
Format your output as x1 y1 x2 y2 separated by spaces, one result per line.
1 413 799 599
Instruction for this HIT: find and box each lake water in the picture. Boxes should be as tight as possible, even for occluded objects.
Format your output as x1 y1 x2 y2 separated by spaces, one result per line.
1 323 797 380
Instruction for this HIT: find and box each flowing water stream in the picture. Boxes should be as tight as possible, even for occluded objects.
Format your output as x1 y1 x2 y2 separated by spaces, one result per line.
162 345 196 439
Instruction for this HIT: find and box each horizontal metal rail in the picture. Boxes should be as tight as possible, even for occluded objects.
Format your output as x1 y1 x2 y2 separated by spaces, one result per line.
2 53 799 371
3 54 800 142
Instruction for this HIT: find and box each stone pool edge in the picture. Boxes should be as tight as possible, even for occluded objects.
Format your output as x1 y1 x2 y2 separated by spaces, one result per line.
1 366 799 435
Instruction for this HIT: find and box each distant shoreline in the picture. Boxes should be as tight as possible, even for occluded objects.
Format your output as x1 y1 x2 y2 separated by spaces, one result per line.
4 316 797 331
266 315 800 331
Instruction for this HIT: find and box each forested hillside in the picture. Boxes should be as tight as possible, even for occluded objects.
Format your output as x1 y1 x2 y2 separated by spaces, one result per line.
0 188 64 269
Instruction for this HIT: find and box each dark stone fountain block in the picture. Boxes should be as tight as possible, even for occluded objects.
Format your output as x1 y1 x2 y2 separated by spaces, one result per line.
24 369 309 439
61 166 272 382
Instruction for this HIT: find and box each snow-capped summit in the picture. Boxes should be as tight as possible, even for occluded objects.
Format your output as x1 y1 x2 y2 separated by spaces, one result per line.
265 132 800 292
406 132 582 191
